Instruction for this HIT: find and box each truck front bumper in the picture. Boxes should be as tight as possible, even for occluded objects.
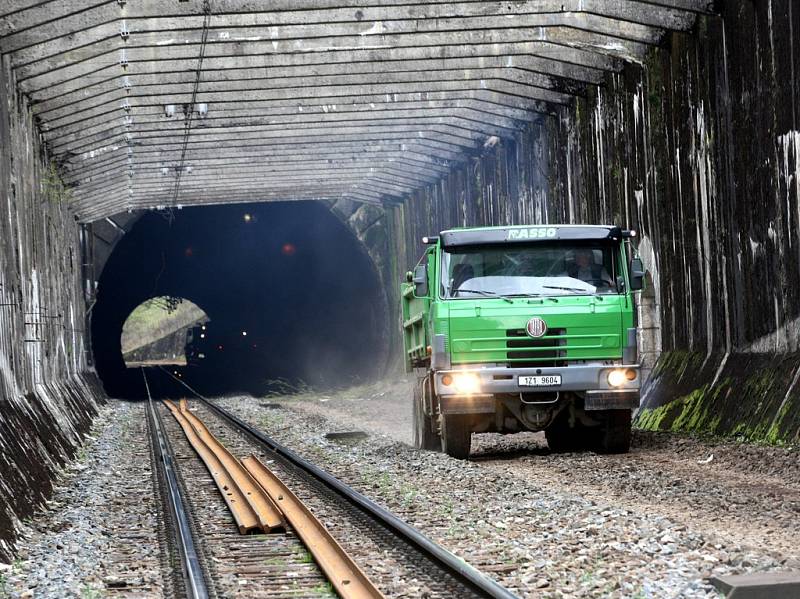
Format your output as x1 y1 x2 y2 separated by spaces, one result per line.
434 364 640 412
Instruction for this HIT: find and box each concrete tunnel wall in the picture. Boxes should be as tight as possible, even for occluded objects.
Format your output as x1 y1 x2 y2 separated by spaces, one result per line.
0 56 103 561
389 3 800 445
559 3 799 444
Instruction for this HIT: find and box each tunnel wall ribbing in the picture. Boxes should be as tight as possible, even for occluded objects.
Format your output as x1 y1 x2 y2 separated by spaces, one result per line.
0 56 104 561
394 122 554 271
393 3 800 444
328 198 394 368
557 3 800 444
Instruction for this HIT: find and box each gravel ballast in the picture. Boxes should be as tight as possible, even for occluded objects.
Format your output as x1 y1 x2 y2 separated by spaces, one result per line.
2 381 797 598
2 401 164 598
215 378 799 598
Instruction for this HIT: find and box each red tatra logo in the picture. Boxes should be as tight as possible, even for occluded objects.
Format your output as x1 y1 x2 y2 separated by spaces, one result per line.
526 317 547 338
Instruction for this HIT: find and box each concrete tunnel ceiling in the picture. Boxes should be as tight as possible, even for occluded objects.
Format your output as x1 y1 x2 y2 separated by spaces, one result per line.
0 1 710 221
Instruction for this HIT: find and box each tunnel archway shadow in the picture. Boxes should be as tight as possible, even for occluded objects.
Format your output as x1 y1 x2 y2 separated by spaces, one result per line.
91 201 389 399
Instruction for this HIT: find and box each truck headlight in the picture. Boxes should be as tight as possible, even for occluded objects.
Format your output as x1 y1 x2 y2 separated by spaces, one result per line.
451 372 481 395
607 369 627 387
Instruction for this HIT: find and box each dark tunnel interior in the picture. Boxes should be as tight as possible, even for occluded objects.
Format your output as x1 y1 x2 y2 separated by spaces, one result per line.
91 201 388 399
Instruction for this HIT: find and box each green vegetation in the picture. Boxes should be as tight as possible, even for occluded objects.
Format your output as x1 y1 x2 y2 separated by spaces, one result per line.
295 548 315 564
311 581 335 596
636 381 729 436
766 398 795 444
121 296 207 354
79 585 102 599
376 471 392 490
644 46 664 111
635 351 800 447
402 487 418 506
439 499 455 518
43 161 74 205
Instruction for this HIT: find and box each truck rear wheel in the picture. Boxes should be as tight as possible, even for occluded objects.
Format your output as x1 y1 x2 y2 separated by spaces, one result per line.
440 414 472 459
594 409 632 454
413 381 439 451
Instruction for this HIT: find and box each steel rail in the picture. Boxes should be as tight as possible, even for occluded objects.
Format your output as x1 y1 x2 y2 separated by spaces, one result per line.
243 455 385 599
173 399 285 532
167 398 384 598
142 369 210 599
157 367 520 599
163 399 285 534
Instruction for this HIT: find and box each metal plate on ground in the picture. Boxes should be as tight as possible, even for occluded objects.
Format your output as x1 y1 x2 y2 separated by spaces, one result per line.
709 571 800 598
325 431 369 445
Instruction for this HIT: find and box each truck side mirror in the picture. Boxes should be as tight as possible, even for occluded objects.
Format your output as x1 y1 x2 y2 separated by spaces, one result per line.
405 271 414 283
412 264 429 297
629 258 645 291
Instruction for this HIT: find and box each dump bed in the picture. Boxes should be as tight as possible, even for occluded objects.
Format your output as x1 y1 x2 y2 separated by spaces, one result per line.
401 281 429 372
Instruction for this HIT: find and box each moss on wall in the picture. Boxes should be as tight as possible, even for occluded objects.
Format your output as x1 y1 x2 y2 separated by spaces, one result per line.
637 352 800 446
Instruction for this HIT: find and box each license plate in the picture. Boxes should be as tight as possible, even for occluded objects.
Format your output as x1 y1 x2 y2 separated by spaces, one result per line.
518 375 562 387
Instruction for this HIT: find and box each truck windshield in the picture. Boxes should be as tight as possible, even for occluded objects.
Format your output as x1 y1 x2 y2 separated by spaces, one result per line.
441 242 620 299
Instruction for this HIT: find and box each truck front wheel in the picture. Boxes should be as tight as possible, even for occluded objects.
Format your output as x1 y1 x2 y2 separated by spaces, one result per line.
594 409 632 454
440 414 472 459
413 381 439 451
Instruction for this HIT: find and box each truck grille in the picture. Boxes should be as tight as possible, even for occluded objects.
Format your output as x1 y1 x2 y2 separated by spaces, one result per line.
505 328 567 367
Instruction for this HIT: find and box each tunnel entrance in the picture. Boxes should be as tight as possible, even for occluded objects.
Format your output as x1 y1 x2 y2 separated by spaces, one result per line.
91 201 388 399
121 296 209 369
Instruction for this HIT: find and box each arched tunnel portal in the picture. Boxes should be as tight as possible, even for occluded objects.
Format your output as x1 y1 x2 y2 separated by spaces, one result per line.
91 201 389 399
2 0 800 564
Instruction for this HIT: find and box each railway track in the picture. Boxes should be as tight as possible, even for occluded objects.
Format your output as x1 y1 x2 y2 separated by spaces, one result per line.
144 372 209 599
145 368 520 598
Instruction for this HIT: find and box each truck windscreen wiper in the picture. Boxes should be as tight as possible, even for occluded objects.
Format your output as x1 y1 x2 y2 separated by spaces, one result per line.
503 292 543 298
455 288 514 303
541 285 598 294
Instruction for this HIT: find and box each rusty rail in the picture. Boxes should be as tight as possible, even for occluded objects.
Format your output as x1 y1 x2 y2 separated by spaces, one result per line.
163 399 284 534
158 366 520 599
243 455 384 599
165 398 384 599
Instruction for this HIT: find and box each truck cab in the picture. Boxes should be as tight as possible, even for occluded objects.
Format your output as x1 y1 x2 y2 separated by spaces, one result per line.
401 225 645 459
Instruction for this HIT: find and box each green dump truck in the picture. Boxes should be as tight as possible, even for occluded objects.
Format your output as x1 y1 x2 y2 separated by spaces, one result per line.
401 225 645 459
